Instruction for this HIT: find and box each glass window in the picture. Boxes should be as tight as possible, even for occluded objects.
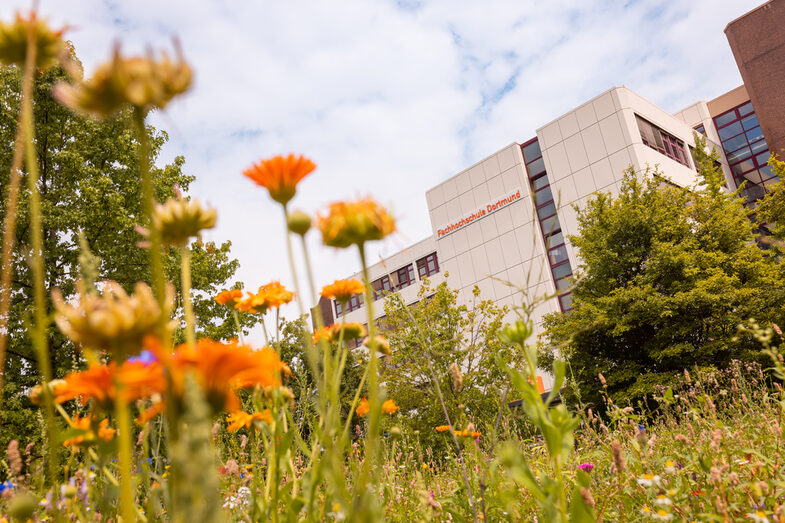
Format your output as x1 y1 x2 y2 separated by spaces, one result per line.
531 174 549 191
555 277 571 291
345 293 364 313
548 245 569 265
636 115 689 167
416 252 439 278
395 264 415 290
521 140 542 163
746 127 764 143
545 231 564 248
541 215 561 235
750 139 768 154
738 102 754 116
534 186 554 206
559 293 573 311
694 124 706 135
722 134 748 153
741 114 759 131
537 202 556 220
718 121 743 141
755 151 770 167
726 146 751 164
760 165 774 180
551 262 572 280
714 110 737 128
732 160 755 177
335 300 343 316
526 157 545 177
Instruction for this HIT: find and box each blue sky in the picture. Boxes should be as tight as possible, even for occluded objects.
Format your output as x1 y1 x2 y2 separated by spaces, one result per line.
1 0 764 339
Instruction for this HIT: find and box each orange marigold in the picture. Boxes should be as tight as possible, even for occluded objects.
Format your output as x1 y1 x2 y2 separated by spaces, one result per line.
317 198 395 248
435 425 451 432
55 360 166 411
243 154 316 205
320 278 365 303
150 337 289 414
382 399 399 414
356 397 370 418
235 281 294 314
226 410 272 432
63 415 116 447
215 289 243 306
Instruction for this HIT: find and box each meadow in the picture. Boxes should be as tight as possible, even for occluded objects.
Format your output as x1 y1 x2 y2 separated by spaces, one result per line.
1 10 785 523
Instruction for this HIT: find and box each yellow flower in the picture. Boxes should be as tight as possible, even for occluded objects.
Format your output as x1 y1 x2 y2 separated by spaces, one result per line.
356 397 369 418
320 278 365 303
382 399 399 414
52 279 175 357
53 42 192 118
363 334 391 356
138 190 217 247
318 198 395 248
0 11 66 68
243 154 316 205
226 410 272 432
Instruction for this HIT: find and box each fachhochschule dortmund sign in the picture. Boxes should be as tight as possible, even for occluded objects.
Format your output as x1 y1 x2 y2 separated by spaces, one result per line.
436 188 522 238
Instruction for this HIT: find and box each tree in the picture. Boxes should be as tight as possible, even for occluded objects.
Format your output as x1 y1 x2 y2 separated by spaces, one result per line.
754 155 785 251
381 278 512 450
542 137 785 407
0 60 256 451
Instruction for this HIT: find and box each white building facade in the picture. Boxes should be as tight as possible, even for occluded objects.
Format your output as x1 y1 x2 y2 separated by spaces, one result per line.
314 84 771 390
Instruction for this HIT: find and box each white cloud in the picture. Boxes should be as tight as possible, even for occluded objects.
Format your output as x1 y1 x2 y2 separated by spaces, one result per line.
1 0 764 341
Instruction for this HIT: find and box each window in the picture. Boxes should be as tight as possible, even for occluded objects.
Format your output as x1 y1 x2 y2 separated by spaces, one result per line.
712 101 775 202
636 115 690 167
372 275 393 300
336 293 364 315
394 264 415 290
521 137 575 314
416 252 439 278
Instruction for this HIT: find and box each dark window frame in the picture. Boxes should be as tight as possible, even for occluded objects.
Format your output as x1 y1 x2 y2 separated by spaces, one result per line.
416 252 440 279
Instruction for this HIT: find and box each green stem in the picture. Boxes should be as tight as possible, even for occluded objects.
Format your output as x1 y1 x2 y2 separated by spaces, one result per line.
355 244 381 506
180 245 195 346
115 384 137 522
132 108 166 338
20 26 60 514
232 310 244 343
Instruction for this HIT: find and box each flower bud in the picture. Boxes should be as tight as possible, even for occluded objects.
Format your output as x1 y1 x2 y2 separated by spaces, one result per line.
7 491 36 520
287 211 311 236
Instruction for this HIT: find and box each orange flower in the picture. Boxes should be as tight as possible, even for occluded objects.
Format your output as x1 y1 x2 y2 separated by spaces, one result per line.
435 425 451 432
136 401 166 425
321 279 365 303
356 397 370 418
243 154 316 205
235 281 294 314
215 289 243 306
363 334 391 356
382 399 399 414
317 198 395 248
226 410 272 432
312 322 367 345
0 11 67 69
151 337 289 413
63 416 116 447
55 360 166 411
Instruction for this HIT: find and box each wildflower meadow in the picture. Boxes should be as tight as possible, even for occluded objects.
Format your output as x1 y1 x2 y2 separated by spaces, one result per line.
2 9 785 523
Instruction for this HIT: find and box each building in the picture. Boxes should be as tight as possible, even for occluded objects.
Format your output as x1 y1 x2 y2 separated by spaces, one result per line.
312 1 785 390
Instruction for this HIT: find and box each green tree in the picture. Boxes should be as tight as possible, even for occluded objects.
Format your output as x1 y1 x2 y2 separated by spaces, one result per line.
754 155 785 251
381 278 511 450
0 61 255 451
543 138 785 407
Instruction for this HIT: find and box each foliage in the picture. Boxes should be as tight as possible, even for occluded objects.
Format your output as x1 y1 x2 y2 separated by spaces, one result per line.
0 63 254 453
381 278 511 450
754 154 785 251
543 138 785 407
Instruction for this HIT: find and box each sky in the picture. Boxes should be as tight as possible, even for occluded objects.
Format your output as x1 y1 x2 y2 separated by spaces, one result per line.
1 0 764 339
